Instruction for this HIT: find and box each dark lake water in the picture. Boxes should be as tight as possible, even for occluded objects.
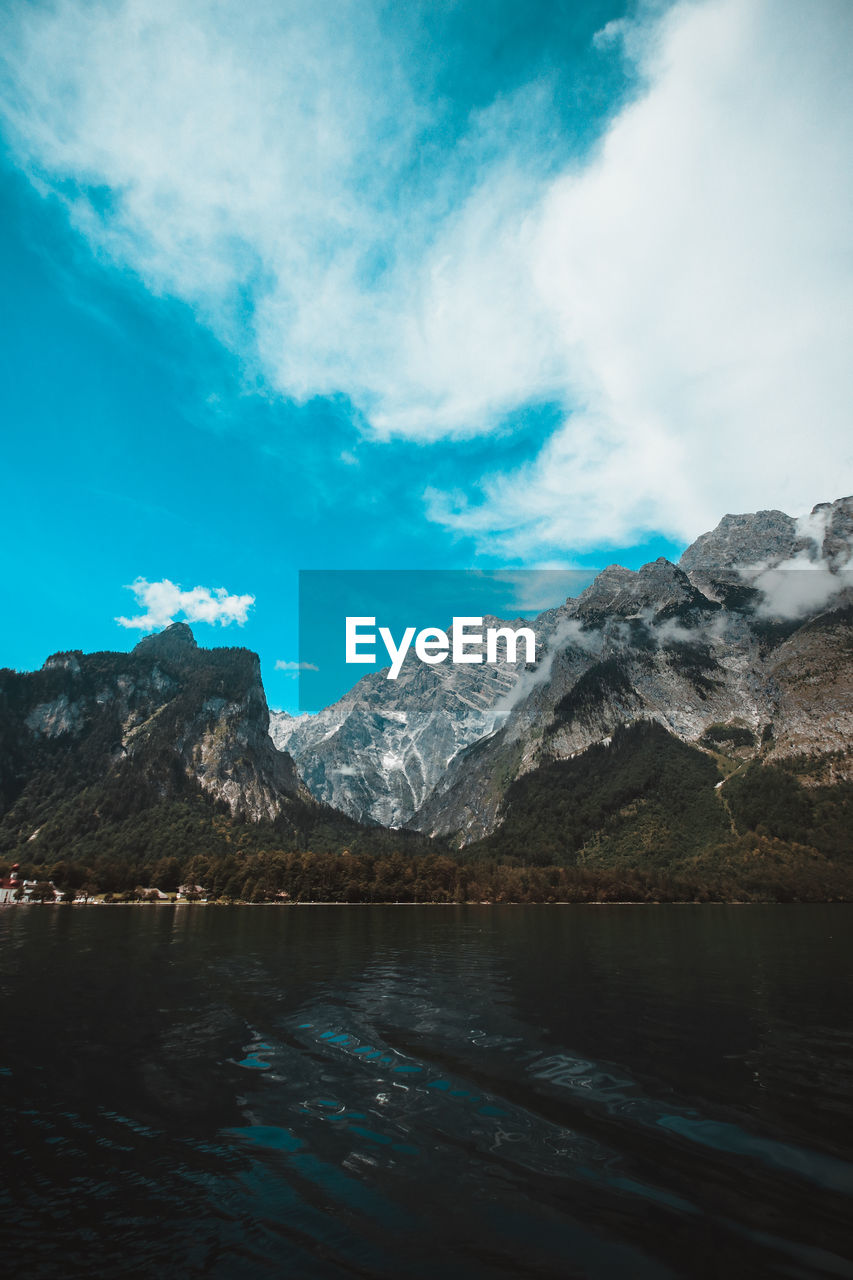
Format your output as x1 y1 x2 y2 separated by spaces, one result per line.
1 905 852 1278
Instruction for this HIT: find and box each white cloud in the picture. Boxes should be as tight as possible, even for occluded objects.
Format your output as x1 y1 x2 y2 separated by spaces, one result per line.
275 659 319 672
432 0 853 551
2 0 852 552
752 561 852 620
116 578 254 631
490 615 604 727
592 19 629 52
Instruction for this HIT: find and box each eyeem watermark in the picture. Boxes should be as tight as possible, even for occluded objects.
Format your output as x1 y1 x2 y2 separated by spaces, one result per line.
295 569 597 711
345 616 536 680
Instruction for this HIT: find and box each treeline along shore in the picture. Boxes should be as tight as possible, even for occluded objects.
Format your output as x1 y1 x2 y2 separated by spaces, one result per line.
3 817 853 905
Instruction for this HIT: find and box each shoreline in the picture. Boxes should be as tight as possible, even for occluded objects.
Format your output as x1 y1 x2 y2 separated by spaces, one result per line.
4 898 850 908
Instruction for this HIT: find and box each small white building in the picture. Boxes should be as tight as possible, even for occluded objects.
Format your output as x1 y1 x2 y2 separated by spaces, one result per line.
176 883 209 901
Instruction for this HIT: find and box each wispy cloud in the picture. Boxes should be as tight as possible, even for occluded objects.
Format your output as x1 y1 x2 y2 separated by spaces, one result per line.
489 616 604 727
752 563 853 620
491 569 599 614
2 0 851 554
116 578 254 631
275 659 319 672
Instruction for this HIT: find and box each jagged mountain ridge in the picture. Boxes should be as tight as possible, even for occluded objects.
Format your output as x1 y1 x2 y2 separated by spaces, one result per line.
270 497 852 841
410 496 853 843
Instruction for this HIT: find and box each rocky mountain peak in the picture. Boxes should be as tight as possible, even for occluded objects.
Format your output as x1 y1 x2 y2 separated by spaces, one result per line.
574 557 706 620
133 622 198 659
679 509 797 574
2 629 308 838
677 499 853 602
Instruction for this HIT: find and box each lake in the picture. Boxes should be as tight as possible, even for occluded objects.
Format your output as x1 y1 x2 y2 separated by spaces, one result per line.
1 904 852 1277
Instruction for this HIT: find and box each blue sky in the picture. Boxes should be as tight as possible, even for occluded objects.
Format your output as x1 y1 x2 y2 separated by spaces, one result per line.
1 0 851 711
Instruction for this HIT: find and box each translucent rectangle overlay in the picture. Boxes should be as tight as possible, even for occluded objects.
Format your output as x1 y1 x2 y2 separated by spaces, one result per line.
296 569 598 712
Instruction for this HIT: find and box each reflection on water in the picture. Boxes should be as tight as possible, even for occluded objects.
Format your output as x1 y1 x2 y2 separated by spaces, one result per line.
1 904 852 1278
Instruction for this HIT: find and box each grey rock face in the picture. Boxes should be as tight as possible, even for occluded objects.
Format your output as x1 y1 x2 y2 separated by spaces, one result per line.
133 621 198 657
764 614 853 765
270 621 531 826
679 509 797 572
680 497 853 578
125 629 308 819
815 496 853 569
573 558 715 622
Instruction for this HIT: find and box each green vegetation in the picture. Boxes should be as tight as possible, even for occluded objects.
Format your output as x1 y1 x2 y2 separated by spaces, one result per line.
3 629 851 906
463 722 853 901
4 720 849 904
475 721 731 866
700 723 756 749
724 760 853 857
0 781 434 894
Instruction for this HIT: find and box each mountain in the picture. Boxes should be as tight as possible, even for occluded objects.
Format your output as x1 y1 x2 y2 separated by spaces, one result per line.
0 623 322 869
409 496 853 851
267 497 851 860
269 613 550 826
1 621 306 823
0 624 437 896
1 497 849 903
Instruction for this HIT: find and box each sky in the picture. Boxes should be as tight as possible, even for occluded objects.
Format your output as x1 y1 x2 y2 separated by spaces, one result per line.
1 0 851 712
